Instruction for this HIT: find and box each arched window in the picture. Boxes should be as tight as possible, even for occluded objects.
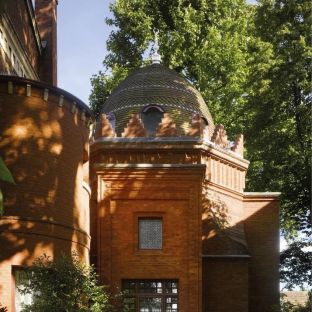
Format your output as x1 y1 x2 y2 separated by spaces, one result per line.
201 117 208 127
141 105 164 136
107 112 116 130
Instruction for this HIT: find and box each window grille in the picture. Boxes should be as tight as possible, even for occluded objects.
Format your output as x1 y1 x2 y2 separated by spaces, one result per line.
139 218 162 249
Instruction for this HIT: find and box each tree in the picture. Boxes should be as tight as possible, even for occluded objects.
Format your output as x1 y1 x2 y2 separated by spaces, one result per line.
19 253 122 312
244 0 311 289
245 0 311 238
280 238 312 290
0 156 15 215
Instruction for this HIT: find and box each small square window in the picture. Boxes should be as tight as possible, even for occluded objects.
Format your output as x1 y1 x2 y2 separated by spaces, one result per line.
138 218 162 249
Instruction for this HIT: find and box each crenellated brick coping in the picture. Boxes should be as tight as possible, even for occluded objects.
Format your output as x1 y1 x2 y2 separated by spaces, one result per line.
0 75 94 127
94 113 244 157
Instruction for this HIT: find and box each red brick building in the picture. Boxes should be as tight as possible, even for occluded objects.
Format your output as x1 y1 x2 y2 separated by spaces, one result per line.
91 63 280 312
0 1 280 312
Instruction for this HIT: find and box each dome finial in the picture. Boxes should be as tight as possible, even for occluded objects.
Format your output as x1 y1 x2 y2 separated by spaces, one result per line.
151 29 161 64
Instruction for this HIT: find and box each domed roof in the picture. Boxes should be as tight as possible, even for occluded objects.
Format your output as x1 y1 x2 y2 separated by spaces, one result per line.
102 63 214 135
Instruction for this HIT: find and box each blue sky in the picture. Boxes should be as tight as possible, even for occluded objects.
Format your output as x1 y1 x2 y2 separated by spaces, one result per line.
58 0 113 104
58 0 257 105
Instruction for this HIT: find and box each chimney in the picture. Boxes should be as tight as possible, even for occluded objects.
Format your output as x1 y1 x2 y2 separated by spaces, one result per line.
35 0 58 86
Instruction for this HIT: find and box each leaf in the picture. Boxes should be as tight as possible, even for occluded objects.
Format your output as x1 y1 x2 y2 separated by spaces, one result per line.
0 189 3 216
0 157 15 184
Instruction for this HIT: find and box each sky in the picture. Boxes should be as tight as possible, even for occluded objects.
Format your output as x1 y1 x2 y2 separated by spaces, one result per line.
58 0 113 104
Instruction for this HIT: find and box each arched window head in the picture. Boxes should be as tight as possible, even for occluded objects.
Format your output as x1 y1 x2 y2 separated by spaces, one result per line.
191 115 209 127
201 117 208 127
141 105 164 136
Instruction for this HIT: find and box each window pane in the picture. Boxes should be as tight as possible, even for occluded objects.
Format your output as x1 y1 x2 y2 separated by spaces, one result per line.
138 281 162 293
165 281 178 294
141 107 164 136
139 297 162 312
139 219 162 249
123 297 136 312
166 297 178 312
15 270 33 312
123 280 178 312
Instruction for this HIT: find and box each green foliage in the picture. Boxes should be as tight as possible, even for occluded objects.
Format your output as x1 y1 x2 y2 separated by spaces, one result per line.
90 0 311 288
19 253 122 312
245 0 311 289
280 238 312 290
0 157 14 184
90 66 130 117
245 0 311 239
0 156 15 215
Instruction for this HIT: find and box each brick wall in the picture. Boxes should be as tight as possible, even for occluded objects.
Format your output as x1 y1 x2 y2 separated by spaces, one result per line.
244 194 280 312
203 258 249 312
35 0 58 85
4 0 40 74
91 160 204 312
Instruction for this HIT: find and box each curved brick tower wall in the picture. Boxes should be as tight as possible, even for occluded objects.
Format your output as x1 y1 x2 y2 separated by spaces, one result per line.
0 76 92 311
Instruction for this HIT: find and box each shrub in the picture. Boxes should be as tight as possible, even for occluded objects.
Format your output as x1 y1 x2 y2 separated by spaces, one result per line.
19 253 122 312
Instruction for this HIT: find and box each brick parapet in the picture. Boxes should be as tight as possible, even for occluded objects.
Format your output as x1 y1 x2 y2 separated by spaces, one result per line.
0 76 93 122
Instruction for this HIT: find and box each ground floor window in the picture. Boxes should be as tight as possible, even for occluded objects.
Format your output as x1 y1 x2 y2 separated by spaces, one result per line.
123 280 178 312
14 269 33 312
